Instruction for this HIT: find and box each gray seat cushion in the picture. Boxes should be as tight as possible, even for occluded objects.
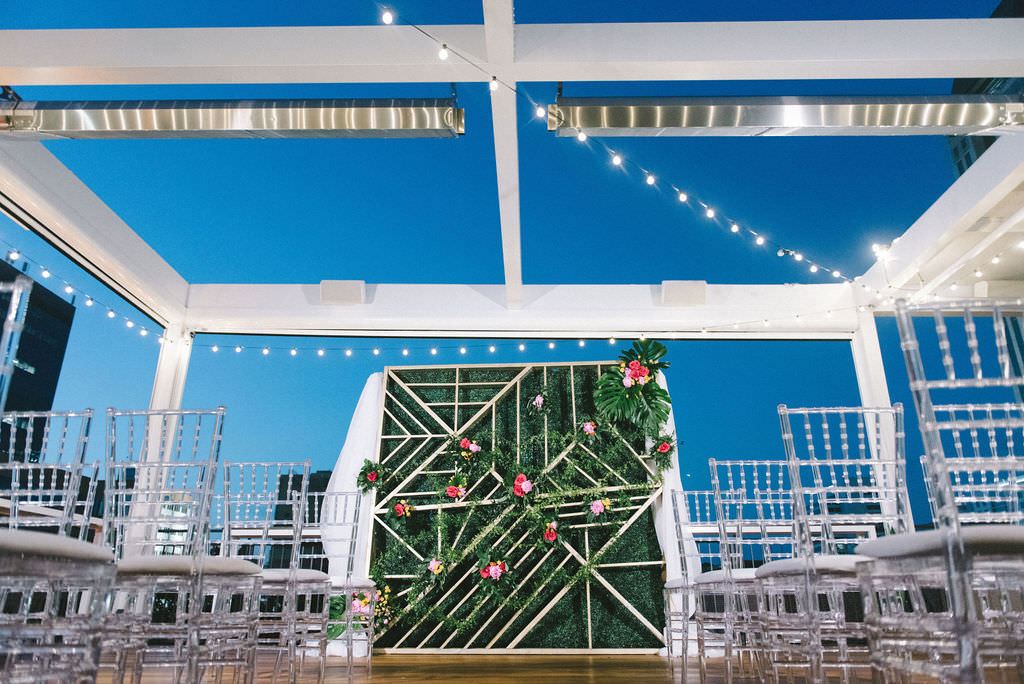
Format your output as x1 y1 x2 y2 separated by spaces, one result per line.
261 568 331 584
692 567 758 585
755 554 870 578
857 525 1024 559
117 554 261 576
0 529 113 563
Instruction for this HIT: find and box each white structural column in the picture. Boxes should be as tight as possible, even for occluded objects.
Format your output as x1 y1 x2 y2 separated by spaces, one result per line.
148 324 193 411
484 0 523 309
849 307 891 411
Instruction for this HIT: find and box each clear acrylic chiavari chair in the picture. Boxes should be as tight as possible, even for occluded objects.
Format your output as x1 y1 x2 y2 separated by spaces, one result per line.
705 459 796 681
855 299 1024 683
222 461 331 684
305 491 375 675
664 489 721 666
757 405 913 683
0 409 114 684
102 407 261 684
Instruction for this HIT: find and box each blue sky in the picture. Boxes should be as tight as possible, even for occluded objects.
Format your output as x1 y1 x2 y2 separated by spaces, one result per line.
1 1 1002 526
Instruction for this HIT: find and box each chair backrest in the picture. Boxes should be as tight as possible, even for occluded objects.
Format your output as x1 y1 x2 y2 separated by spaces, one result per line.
221 460 311 570
895 299 1024 531
709 459 797 575
670 489 720 576
304 491 362 581
0 276 32 412
104 407 226 560
0 409 96 540
778 404 914 554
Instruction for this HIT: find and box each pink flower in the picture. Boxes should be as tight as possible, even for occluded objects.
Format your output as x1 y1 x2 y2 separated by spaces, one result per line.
583 421 596 435
460 438 471 449
469 443 482 453
638 366 650 377
428 558 443 575
367 471 378 482
521 480 533 494
590 499 606 516
488 564 504 580
622 376 633 388
628 360 641 371
532 394 544 409
637 376 647 385
657 442 671 453
544 528 557 541
514 474 527 485
351 598 370 614
445 485 461 498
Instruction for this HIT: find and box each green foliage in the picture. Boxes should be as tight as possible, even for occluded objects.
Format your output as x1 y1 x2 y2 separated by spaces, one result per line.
594 339 672 433
357 458 386 494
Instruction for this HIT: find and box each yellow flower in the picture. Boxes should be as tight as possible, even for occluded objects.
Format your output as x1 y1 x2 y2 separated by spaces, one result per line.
601 498 611 508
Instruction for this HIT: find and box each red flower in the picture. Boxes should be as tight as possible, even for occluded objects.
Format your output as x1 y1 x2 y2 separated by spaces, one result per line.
367 471 378 482
394 503 404 515
460 437 471 449
479 567 490 578
657 442 671 453
628 360 641 371
514 473 527 485
629 368 641 379
638 366 650 377
499 562 506 573
544 528 557 541
445 485 460 498
513 483 525 497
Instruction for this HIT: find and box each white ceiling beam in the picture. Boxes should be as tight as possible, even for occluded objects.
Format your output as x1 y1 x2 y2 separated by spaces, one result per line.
0 26 488 85
514 19 1024 81
0 141 188 325
2 20 1022 86
860 135 1024 297
183 282 858 339
482 0 522 309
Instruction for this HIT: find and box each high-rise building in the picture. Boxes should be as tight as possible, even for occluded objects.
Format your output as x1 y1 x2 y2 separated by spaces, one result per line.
948 0 1024 175
0 260 75 412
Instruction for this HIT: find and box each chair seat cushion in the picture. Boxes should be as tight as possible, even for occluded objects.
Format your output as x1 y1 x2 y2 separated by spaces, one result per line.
692 567 758 585
331 576 376 591
857 525 1024 559
755 554 870 578
0 529 113 563
261 568 331 584
664 576 687 589
117 554 261 576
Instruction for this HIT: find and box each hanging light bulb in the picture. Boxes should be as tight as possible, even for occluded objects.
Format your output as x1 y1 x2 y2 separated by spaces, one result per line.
809 265 818 273
438 44 449 60
40 268 51 278
645 174 655 185
730 224 739 233
373 348 380 355
346 349 353 357
381 8 394 24
459 346 467 354
125 320 134 328
991 255 1001 264
234 346 242 353
950 282 959 291
576 131 587 142
832 270 841 278
262 347 270 356
793 253 804 262
548 341 555 349
430 348 438 355
609 338 616 344
402 349 409 356
290 348 297 356
611 154 622 166
489 77 499 91
677 192 687 202
64 285 74 294
85 298 94 307
106 309 115 319
317 349 325 357
975 269 983 278
705 208 715 219
755 236 765 246
212 345 219 352
518 343 525 351
488 345 496 353
578 340 585 347
6 250 19 260
777 249 785 257
535 105 546 119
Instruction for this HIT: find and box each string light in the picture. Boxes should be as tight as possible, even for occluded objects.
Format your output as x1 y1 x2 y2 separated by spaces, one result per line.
576 131 587 142
235 346 242 353
63 285 73 294
832 271 840 278
730 224 739 233
40 268 50 278
794 253 803 262
430 347 438 355
809 265 818 273
489 345 496 352
459 346 467 354
609 338 616 344
106 310 116 319
777 249 785 257
438 44 449 60
489 77 499 92
518 343 526 351
85 298 94 306
373 348 380 355
548 341 555 349
755 236 765 246
346 349 353 357
125 320 134 328
139 328 148 337
975 269 983 278
705 208 715 219
211 345 219 352
645 174 655 185
381 8 394 24
535 106 546 119
317 349 325 357
7 249 19 260
290 348 297 356
991 255 1001 264
611 154 622 166
262 347 270 355
402 349 409 356
678 192 687 202
578 340 585 347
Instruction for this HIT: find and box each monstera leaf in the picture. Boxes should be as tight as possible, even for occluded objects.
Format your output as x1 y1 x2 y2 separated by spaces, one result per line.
594 339 672 432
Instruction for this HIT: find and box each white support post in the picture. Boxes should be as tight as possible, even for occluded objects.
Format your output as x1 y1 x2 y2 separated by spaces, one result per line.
849 308 891 410
148 324 193 411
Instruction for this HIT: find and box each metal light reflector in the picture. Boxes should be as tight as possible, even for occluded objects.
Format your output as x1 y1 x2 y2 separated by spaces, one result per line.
0 98 465 139
548 95 1024 137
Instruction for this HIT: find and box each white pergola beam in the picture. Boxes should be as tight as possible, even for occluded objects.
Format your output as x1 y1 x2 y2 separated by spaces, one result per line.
183 282 858 339
483 0 523 309
0 141 188 325
2 19 1022 86
860 135 1024 297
